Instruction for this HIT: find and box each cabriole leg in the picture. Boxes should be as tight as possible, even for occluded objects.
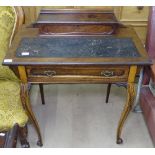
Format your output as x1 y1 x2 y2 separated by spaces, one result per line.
116 83 135 144
21 83 43 147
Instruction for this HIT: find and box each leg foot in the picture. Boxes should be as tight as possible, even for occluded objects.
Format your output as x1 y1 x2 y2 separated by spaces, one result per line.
37 140 43 147
116 138 123 144
21 141 30 148
133 104 142 113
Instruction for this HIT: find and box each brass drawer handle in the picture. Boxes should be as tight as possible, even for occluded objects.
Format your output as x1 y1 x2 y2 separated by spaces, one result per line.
101 71 114 77
44 70 56 77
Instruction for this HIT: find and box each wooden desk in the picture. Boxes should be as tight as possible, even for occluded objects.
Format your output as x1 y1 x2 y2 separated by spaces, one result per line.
3 25 150 146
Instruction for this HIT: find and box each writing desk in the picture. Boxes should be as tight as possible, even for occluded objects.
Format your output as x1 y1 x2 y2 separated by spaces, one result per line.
3 26 150 146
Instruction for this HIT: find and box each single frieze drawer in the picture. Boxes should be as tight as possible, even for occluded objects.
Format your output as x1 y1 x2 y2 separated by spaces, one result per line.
26 65 129 83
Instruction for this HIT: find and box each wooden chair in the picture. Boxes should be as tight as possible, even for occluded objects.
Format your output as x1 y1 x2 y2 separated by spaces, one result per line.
0 6 29 148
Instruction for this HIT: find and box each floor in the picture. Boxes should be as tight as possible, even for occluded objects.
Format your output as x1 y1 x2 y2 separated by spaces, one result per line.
24 84 154 148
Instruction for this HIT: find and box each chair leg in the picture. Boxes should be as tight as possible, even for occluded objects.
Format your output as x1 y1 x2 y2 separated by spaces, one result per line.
39 84 45 105
106 83 112 103
4 124 19 148
18 125 30 148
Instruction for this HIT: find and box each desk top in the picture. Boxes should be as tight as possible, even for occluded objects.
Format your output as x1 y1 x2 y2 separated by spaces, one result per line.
3 26 151 66
16 36 140 58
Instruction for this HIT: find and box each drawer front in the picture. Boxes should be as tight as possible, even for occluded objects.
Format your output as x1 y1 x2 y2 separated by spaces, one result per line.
26 65 129 83
35 24 116 35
